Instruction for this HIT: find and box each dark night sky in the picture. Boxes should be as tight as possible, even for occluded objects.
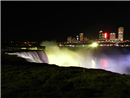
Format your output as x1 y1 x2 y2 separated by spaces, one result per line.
2 1 130 42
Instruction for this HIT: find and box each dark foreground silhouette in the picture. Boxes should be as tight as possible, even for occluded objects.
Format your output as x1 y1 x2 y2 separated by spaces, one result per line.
2 52 130 98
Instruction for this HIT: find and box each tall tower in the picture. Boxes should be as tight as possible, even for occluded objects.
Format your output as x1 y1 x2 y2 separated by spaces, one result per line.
80 33 83 42
110 33 116 40
118 27 124 41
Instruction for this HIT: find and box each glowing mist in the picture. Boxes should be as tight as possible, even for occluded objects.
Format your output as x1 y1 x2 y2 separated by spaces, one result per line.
6 41 130 74
40 41 130 74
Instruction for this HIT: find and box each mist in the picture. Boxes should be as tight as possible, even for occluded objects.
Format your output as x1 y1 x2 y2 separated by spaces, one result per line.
40 41 130 74
6 41 130 74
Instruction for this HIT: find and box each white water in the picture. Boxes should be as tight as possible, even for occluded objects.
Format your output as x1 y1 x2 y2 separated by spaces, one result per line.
7 51 49 64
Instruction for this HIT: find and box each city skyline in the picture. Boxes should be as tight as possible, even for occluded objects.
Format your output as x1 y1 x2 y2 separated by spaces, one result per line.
66 26 125 43
2 1 130 42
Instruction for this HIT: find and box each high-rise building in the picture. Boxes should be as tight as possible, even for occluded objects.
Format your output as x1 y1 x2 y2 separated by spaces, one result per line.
80 33 83 42
99 30 108 40
118 27 124 41
110 33 116 40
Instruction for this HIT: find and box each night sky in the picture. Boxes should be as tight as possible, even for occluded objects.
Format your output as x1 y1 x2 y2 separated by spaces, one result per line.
2 1 130 42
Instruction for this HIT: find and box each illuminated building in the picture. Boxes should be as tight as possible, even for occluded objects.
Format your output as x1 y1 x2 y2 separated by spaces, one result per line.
70 37 72 43
67 37 72 43
99 30 103 40
124 40 130 42
110 33 116 40
72 38 77 43
99 30 107 40
67 37 70 43
84 37 89 42
118 27 124 41
104 33 108 39
80 33 83 42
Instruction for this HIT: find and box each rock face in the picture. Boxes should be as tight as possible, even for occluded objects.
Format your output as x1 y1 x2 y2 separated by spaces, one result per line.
1 55 130 98
1 50 130 98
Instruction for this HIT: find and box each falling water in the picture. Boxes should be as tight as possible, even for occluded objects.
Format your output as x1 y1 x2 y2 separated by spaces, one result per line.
7 51 49 64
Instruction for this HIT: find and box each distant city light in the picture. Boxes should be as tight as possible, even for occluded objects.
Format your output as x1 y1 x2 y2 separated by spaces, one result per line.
21 47 27 49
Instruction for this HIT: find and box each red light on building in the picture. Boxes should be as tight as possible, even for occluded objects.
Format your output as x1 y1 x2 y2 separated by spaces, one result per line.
104 33 107 39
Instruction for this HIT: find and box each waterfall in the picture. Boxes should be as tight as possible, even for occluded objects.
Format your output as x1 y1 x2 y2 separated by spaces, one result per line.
5 47 130 74
6 50 49 64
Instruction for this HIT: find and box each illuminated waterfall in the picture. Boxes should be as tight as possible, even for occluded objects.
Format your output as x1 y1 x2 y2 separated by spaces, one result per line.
7 51 49 64
5 41 130 74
